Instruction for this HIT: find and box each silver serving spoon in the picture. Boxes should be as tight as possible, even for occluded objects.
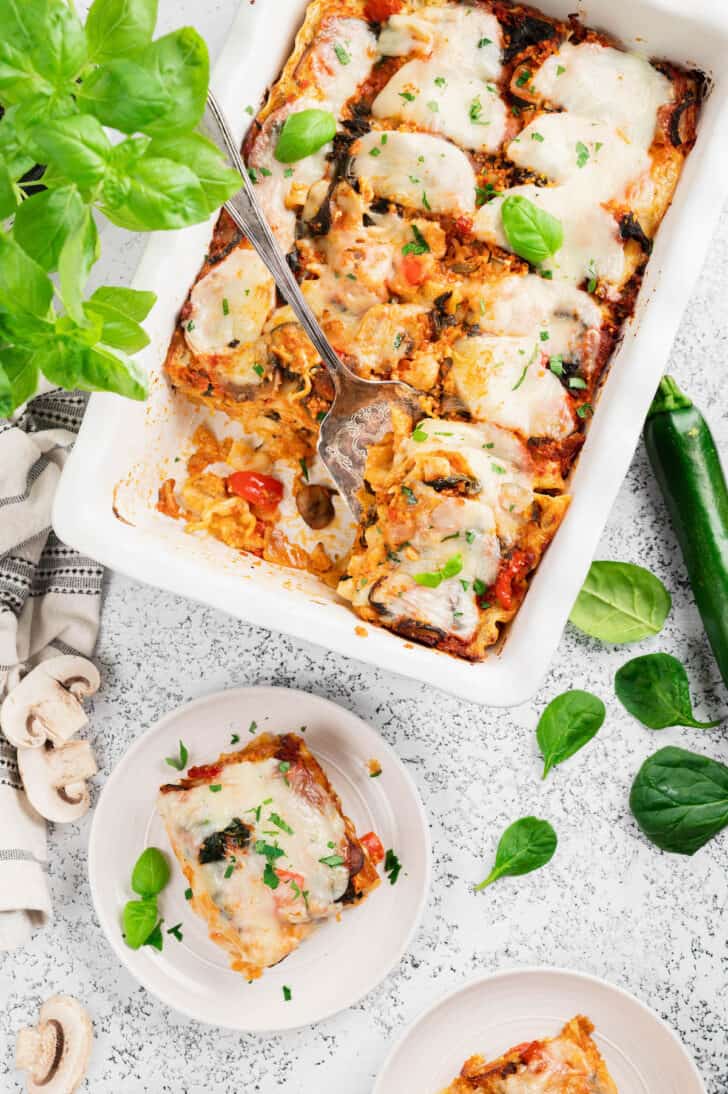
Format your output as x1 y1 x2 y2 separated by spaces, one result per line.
201 92 422 518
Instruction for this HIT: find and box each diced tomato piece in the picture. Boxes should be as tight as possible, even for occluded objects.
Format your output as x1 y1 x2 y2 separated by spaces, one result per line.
360 830 385 865
275 869 305 889
453 215 473 238
227 470 284 509
493 548 532 611
401 253 427 285
364 0 403 20
186 762 223 780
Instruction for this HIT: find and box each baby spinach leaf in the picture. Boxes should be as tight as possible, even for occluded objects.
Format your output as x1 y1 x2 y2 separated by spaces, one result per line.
122 897 159 948
85 0 159 63
12 185 85 271
537 689 606 778
474 816 557 890
131 846 170 898
615 653 721 730
569 560 671 643
630 746 728 854
501 194 563 265
274 109 337 163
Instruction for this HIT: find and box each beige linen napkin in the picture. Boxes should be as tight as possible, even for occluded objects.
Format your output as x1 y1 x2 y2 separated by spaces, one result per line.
0 390 102 951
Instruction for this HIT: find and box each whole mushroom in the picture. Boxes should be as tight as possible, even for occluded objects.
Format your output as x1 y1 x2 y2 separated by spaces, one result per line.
0 657 100 749
16 995 93 1093
18 740 98 824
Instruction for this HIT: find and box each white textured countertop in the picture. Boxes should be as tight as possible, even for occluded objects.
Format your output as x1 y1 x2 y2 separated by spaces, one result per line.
2 3 728 1091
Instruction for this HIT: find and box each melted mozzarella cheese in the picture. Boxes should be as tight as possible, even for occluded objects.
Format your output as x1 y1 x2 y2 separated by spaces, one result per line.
349 302 429 374
472 273 603 353
533 41 673 149
475 183 625 286
185 248 275 358
451 334 574 439
377 6 502 81
273 458 356 561
157 756 349 971
372 62 506 151
508 112 650 202
351 130 476 214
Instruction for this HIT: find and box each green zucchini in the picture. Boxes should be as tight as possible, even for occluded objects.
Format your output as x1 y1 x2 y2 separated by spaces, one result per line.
644 375 728 688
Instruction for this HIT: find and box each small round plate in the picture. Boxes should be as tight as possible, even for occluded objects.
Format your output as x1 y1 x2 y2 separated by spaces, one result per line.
374 967 705 1094
88 686 431 1031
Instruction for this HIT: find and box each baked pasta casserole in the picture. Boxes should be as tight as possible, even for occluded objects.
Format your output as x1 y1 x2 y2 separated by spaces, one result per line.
159 0 701 660
441 1014 617 1092
158 732 382 978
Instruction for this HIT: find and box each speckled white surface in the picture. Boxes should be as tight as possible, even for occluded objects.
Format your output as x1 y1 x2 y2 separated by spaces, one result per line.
2 2 728 1091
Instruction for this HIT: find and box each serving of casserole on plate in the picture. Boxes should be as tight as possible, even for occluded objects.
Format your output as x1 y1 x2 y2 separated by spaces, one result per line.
54 0 728 703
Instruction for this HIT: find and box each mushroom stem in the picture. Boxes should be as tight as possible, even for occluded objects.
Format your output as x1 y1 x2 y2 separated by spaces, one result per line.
45 741 97 790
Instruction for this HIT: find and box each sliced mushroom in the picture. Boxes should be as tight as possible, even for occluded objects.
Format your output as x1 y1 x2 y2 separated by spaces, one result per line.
18 740 98 823
0 656 100 749
16 995 93 1093
296 484 337 529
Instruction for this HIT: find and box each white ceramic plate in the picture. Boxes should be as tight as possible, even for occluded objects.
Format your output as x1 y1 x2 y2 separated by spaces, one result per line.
88 686 431 1031
374 967 705 1094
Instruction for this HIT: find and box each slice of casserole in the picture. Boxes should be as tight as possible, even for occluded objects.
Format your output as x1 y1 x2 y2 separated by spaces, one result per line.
442 1015 617 1093
158 732 381 978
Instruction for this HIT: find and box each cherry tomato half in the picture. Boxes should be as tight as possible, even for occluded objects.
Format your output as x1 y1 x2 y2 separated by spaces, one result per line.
493 549 532 611
364 0 403 20
227 470 284 509
360 830 385 865
401 253 427 285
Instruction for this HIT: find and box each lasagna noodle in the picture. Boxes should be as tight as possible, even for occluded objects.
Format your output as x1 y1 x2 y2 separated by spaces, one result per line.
161 0 699 661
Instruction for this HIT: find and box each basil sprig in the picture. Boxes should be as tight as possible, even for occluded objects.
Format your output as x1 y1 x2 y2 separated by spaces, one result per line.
501 194 563 266
124 846 171 950
0 0 240 416
615 653 722 730
630 746 728 855
474 816 557 890
274 109 336 164
536 689 606 778
569 561 672 643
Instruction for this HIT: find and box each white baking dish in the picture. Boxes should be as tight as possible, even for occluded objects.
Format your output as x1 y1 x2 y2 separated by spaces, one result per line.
54 0 728 707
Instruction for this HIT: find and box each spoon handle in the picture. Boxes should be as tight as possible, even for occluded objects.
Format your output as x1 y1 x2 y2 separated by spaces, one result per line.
202 92 350 388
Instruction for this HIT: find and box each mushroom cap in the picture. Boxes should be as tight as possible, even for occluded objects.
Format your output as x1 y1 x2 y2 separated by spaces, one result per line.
16 995 93 1094
0 657 99 749
18 741 98 824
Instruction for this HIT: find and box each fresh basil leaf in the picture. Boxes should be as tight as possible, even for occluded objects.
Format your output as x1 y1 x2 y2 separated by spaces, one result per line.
122 897 159 949
35 337 84 389
86 0 158 62
2 0 87 87
88 285 156 323
77 57 167 135
28 114 111 190
100 156 208 230
58 208 99 323
569 560 671 643
131 846 170 897
630 745 728 855
615 653 721 730
0 41 54 105
0 348 39 415
474 816 557 890
0 232 53 317
146 132 240 213
110 134 153 172
274 109 337 164
536 689 606 778
76 345 148 400
0 106 36 181
137 28 209 136
501 194 563 266
12 185 85 271
83 300 149 353
143 920 164 951
0 155 18 218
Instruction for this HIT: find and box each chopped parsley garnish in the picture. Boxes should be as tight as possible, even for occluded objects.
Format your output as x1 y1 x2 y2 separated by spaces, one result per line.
394 331 405 350
184 888 193 901
278 761 291 774
411 425 428 442
384 849 401 885
224 863 234 879
387 550 401 564
512 364 528 391
245 105 254 115
568 376 587 390
434 76 447 88
316 410 327 422
334 42 350 65
595 141 604 153
167 923 183 941
401 484 417 505
531 131 544 142
284 167 294 178
221 297 229 316
491 463 506 475
299 458 309 482
473 578 487 596
209 784 222 793
460 579 470 591
249 720 257 735
465 530 476 544
369 146 382 157
540 269 553 280
586 258 597 294
269 812 294 835
515 68 531 87
540 330 549 341
557 65 566 76
441 532 460 542
575 141 590 168
422 190 431 211
230 734 240 746
319 854 345 867
469 97 490 125
263 862 279 889
165 739 188 771
283 985 292 1001
247 167 258 184
399 90 416 102
577 403 593 418
402 224 430 256
413 553 463 588
259 166 272 177
252 363 264 377
426 100 439 113
477 36 492 47
186 320 195 331
548 354 564 376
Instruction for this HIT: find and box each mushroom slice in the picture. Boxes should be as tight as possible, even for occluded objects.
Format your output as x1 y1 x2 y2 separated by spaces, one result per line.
16 995 93 1094
0 656 100 750
18 740 98 824
295 484 338 530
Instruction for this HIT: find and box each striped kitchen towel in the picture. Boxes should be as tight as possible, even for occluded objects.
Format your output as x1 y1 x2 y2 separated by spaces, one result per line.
0 389 103 951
